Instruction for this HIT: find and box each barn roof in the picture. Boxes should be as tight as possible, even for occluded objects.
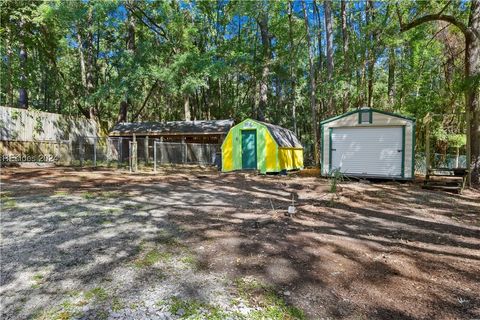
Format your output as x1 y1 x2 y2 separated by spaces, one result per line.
110 119 234 136
258 121 302 148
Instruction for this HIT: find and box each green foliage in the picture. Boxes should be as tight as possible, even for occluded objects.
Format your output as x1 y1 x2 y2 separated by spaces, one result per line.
234 277 306 320
448 134 466 148
168 297 227 319
329 169 344 193
0 0 473 162
133 249 172 268
84 287 108 302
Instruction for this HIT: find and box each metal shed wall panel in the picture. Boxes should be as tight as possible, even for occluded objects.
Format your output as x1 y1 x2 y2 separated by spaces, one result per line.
331 127 403 177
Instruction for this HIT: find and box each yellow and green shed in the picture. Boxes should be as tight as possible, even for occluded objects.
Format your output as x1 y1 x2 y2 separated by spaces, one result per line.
221 119 303 173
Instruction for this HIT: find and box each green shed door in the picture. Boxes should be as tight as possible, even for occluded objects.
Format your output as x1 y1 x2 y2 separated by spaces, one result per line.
241 130 257 169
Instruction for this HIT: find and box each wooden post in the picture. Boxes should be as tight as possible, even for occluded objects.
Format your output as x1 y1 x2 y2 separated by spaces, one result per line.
144 135 149 164
425 114 431 176
79 139 84 167
182 137 186 164
93 138 97 168
154 139 157 172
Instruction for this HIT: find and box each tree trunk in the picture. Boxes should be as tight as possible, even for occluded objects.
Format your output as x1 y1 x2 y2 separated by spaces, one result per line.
118 3 136 123
466 0 480 187
126 3 136 52
118 101 128 122
324 0 334 80
324 0 334 114
257 7 269 121
341 0 349 112
76 30 87 89
184 95 191 121
6 26 13 107
302 0 320 167
366 0 375 109
18 20 28 109
288 1 297 134
313 0 323 77
388 47 395 107
86 7 96 119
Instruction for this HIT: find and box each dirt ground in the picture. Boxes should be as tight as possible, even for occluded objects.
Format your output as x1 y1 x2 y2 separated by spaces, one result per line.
1 167 479 320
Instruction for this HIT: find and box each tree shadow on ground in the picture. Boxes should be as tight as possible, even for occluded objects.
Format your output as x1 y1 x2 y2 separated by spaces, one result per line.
1 168 479 319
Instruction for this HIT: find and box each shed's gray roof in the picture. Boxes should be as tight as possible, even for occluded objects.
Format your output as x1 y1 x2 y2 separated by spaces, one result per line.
110 119 234 136
258 121 302 148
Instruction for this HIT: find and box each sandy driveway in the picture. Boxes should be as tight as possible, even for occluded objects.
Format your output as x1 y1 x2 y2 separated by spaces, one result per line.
1 167 479 319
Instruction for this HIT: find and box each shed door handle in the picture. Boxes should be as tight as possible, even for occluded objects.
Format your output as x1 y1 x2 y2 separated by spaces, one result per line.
397 149 402 152
331 148 336 151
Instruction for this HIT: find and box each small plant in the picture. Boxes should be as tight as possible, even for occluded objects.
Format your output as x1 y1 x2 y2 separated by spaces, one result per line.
53 190 69 197
124 203 144 210
234 276 305 320
133 250 172 268
168 297 227 319
82 192 96 200
1 191 17 209
111 297 124 311
85 287 108 302
31 274 45 289
180 254 198 269
103 207 122 215
329 168 344 193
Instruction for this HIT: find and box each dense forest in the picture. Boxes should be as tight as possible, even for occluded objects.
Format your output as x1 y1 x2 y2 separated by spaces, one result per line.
1 0 479 185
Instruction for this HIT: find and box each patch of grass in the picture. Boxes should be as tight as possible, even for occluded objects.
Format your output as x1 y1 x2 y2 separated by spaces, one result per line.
169 297 227 319
103 207 122 215
234 277 305 320
82 192 96 200
155 300 167 308
234 277 264 298
31 273 45 289
96 310 109 320
249 291 305 320
31 302 78 320
155 230 186 248
1 192 17 210
124 203 144 210
99 191 121 199
111 297 124 312
68 290 81 298
82 191 120 200
180 254 197 267
133 250 172 268
85 287 108 302
53 190 69 197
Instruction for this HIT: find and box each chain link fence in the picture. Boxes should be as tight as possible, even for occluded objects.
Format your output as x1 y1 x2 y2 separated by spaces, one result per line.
2 135 222 171
152 141 219 171
415 152 466 175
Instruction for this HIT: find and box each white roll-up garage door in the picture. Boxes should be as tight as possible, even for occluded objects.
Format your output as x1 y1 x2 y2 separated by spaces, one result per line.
331 127 403 177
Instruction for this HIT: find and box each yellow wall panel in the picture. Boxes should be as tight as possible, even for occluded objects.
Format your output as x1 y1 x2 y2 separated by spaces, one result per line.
293 149 303 168
264 131 278 171
278 148 303 170
221 132 234 171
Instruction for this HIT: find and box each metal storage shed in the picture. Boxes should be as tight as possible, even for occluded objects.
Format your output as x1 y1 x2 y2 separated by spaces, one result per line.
221 119 303 173
320 108 416 179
